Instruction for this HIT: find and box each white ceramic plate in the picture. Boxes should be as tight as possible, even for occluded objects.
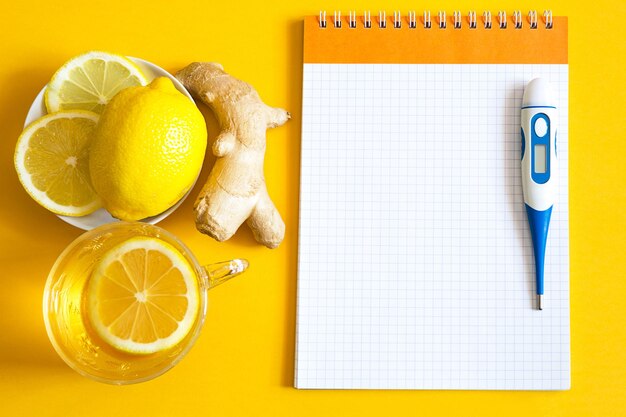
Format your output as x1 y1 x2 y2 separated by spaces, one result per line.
24 57 198 231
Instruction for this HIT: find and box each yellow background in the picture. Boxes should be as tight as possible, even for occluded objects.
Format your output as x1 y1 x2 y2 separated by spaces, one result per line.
1 0 624 416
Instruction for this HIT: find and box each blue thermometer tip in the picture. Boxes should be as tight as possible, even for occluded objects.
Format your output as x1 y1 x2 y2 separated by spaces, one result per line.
525 204 552 308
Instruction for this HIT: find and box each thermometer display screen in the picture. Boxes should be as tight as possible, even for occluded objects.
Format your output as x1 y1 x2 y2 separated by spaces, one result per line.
534 144 547 174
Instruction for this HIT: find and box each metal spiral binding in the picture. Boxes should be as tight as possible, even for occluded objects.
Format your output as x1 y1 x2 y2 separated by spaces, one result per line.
498 10 507 28
424 10 432 28
453 11 462 28
408 11 416 28
333 10 341 28
513 10 522 28
468 11 477 29
349 11 357 28
438 11 446 29
483 11 492 29
319 11 326 28
318 10 556 30
544 10 553 29
528 10 538 29
393 11 401 28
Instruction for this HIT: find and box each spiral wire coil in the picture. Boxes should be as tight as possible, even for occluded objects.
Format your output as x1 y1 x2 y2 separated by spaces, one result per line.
318 10 555 30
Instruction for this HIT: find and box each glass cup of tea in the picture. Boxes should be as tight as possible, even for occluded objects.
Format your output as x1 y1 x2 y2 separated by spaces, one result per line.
43 222 248 384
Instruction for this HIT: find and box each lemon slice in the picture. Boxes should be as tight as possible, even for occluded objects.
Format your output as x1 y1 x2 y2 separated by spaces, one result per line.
14 111 102 216
45 51 147 114
86 237 200 355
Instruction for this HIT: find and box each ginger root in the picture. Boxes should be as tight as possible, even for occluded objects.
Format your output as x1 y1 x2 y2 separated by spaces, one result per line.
176 63 289 249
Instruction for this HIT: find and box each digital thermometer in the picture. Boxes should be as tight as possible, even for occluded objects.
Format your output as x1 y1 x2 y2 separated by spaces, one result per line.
521 78 557 310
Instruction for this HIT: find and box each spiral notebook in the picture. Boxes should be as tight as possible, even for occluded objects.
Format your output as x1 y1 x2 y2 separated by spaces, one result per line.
295 11 570 390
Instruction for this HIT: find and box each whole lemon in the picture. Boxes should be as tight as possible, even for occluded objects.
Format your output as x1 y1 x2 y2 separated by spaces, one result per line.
89 77 207 220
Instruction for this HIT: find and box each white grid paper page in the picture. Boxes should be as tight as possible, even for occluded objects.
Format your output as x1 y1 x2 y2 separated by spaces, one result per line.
295 64 570 390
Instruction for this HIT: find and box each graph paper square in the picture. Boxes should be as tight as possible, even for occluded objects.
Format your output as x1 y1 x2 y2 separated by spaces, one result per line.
295 64 570 390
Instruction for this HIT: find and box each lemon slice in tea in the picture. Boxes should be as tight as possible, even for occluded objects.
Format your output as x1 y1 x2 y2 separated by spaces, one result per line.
45 51 147 114
14 111 102 216
86 237 200 355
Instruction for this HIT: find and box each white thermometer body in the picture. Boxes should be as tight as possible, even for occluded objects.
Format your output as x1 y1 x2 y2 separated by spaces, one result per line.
521 78 557 310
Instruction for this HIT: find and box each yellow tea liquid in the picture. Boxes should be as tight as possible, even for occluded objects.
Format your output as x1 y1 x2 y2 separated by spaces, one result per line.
44 222 206 384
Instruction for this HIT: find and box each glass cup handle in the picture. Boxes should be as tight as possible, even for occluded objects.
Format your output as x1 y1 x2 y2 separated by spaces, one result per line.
202 259 249 290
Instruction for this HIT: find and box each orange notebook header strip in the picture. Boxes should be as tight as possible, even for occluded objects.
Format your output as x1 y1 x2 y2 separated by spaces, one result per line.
304 14 568 64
